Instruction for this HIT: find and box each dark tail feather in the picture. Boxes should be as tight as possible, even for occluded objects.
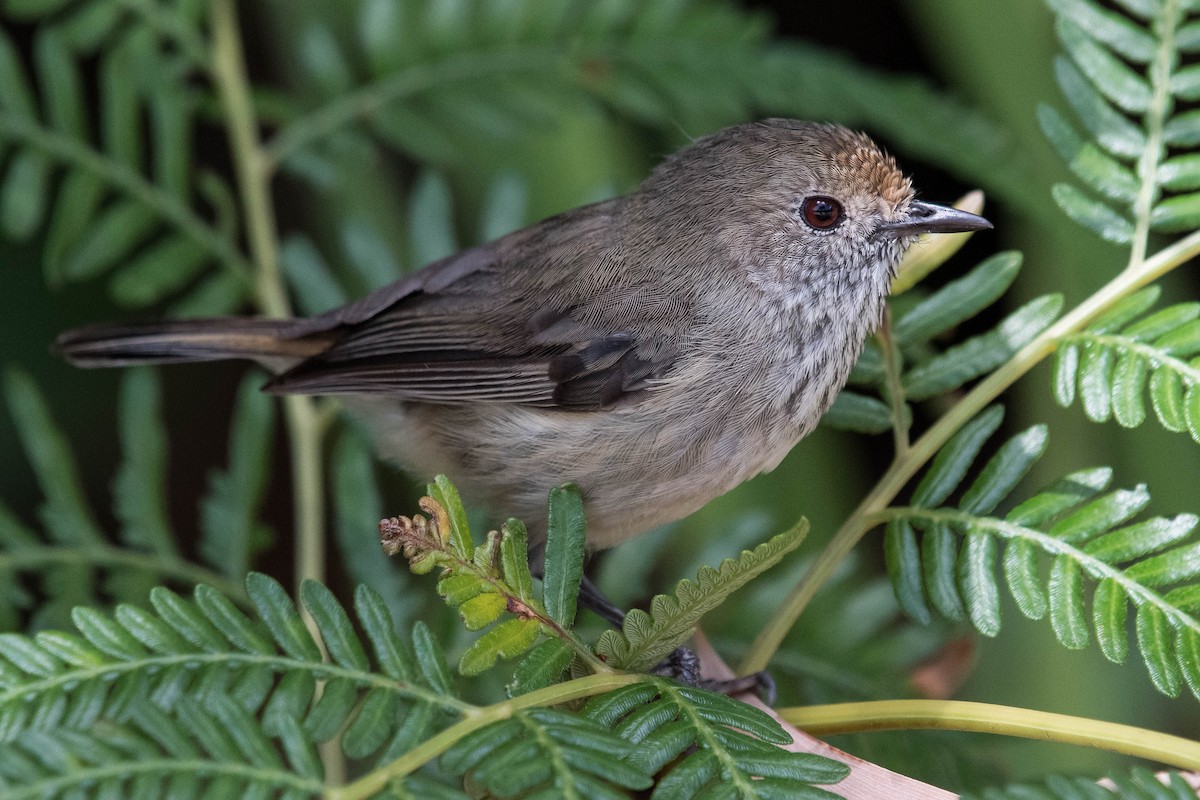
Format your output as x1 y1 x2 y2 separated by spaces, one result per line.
55 318 332 368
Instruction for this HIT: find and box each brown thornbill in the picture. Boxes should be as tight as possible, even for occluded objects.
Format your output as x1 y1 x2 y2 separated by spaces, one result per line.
58 119 991 549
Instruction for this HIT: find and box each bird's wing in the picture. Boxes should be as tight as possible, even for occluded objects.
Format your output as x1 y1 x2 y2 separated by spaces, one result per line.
268 201 684 410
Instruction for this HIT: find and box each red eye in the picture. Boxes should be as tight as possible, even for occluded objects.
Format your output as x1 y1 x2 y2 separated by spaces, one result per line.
801 196 843 230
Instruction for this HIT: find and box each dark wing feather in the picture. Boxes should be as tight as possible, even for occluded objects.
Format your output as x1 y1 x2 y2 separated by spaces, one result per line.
267 199 683 410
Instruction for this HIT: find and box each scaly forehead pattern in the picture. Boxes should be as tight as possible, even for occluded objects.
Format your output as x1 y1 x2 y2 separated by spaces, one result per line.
819 126 913 208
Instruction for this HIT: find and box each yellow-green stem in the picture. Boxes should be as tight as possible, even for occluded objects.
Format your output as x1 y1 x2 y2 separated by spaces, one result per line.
781 700 1200 771
327 672 646 800
741 226 1200 675
210 0 333 778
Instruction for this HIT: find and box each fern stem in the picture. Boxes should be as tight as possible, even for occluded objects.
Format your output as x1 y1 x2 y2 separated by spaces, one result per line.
210 0 335 781
329 672 647 800
0 649 471 714
780 699 1200 770
209 0 327 600
877 311 910 455
1128 0 1182 270
0 115 252 285
742 225 1200 675
0 545 245 602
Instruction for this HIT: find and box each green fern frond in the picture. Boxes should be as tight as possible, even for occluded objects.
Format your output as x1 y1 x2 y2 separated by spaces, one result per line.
882 406 1200 698
381 477 600 677
595 521 808 672
263 0 1019 205
581 680 849 799
1 368 250 629
0 702 325 800
0 574 465 762
1054 285 1200 439
0 13 247 311
440 705 653 799
963 766 1199 799
827 252 1059 435
1042 0 1200 245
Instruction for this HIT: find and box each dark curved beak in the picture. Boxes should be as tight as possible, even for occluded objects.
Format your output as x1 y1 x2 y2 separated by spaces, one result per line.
878 201 993 238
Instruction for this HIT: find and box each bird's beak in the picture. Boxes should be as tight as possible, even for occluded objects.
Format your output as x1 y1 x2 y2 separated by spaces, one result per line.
878 201 993 238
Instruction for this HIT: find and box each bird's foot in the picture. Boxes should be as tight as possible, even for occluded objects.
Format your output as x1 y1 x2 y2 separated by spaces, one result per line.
650 645 776 704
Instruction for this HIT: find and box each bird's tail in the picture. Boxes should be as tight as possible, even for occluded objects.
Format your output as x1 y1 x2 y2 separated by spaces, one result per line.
55 318 332 368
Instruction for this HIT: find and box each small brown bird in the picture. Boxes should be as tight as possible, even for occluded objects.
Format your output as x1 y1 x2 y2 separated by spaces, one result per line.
58 119 990 550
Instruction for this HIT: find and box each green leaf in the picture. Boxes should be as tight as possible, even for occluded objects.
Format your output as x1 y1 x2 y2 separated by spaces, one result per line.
1046 0 1157 62
333 431 409 618
1084 514 1199 562
1049 485 1150 544
1048 555 1089 649
922 523 965 621
912 406 1006 508
281 234 347 315
246 573 322 663
1092 577 1129 663
428 475 473 557
355 584 416 682
199 373 275 579
4 369 104 544
1054 57 1147 158
1123 302 1200 340
508 638 574 696
1136 604 1181 696
409 170 457 267
892 252 1022 344
598 522 808 671
301 580 369 671
1152 192 1200 232
822 391 894 434
885 519 930 624
1160 153 1200 190
457 592 507 631
1164 110 1200 146
412 621 453 694
959 533 1001 637
1125 541 1200 587
343 688 399 758
42 171 104 284
61 200 159 281
1051 183 1134 243
1 150 51 239
1110 351 1147 427
1007 467 1113 527
904 295 1064 400
1089 285 1161 333
34 29 86 138
543 483 586 629
108 235 211 307
1053 341 1080 406
1003 540 1048 620
1150 368 1188 431
459 617 541 676
500 518 535 602
1177 627 1200 700
1079 342 1115 421
960 425 1049 515
113 369 175 556
1056 19 1151 112
1039 104 1138 201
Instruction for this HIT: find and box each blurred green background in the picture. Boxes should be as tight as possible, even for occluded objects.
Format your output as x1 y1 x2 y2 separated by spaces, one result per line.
0 0 1197 790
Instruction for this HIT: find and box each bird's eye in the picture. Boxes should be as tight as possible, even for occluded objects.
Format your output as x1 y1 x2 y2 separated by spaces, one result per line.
800 196 843 230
